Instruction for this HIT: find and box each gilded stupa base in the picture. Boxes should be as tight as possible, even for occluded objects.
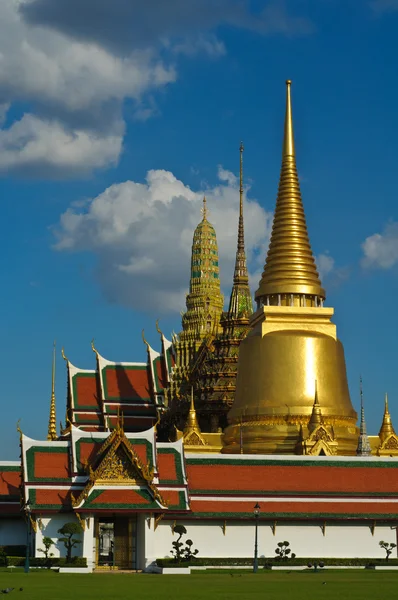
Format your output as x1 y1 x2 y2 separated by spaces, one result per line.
222 417 359 455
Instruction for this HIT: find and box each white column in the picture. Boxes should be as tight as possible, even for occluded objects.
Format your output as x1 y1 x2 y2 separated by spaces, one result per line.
82 517 94 572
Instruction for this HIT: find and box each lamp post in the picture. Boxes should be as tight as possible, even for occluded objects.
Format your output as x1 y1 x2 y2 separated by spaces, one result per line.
253 503 261 573
23 499 31 574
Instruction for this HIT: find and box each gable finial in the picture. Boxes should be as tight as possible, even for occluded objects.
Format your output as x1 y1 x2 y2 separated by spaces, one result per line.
141 329 150 352
91 338 99 356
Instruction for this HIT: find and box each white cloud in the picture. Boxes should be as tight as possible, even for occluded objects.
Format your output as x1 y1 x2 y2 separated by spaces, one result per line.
0 0 176 176
53 168 272 312
361 222 398 269
0 113 123 174
316 253 335 279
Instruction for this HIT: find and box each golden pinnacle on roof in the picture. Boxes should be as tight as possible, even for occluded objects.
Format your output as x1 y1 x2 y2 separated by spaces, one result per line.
183 388 206 446
255 80 325 302
308 381 323 432
379 392 396 442
201 196 208 221
47 341 57 441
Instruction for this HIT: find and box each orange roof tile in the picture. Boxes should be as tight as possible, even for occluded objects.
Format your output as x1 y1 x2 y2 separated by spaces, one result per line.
104 366 151 401
33 452 69 480
0 470 20 495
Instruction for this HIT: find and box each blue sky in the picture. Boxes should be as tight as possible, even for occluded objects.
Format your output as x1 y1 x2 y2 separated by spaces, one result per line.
1 0 398 458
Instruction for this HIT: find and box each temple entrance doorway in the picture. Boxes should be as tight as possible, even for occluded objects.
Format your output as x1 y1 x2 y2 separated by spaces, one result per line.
96 516 137 569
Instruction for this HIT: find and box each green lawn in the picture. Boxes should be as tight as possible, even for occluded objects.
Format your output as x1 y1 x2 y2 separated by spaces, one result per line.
0 569 396 600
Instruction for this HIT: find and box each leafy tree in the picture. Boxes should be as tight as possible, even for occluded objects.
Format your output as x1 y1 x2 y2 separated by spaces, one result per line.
58 523 82 561
275 541 296 561
38 537 55 564
379 541 397 561
170 525 199 563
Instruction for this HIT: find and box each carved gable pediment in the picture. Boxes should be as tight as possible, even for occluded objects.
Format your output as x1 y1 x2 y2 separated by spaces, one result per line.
378 433 398 455
72 425 167 509
310 426 332 443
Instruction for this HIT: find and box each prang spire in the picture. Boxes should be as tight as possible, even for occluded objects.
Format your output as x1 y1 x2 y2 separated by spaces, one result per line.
308 381 323 432
256 80 325 305
356 376 371 456
47 341 57 441
379 392 396 443
227 142 253 317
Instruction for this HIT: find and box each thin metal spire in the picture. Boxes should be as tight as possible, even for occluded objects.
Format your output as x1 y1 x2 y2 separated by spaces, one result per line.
356 376 371 456
47 341 57 441
228 142 253 316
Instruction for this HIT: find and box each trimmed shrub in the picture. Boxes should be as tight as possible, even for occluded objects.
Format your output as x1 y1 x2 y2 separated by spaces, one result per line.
7 556 87 568
156 556 398 568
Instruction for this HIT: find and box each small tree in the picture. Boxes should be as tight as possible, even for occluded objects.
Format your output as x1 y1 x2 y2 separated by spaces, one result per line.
275 541 296 561
38 537 55 565
58 523 82 562
379 541 397 561
170 525 199 563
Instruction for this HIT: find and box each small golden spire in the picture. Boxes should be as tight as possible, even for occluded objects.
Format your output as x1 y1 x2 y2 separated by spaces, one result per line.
255 80 325 302
308 380 323 431
379 392 396 442
47 341 57 441
183 387 203 439
201 196 208 221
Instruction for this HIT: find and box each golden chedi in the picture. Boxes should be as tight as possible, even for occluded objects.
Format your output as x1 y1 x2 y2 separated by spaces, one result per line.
223 81 358 455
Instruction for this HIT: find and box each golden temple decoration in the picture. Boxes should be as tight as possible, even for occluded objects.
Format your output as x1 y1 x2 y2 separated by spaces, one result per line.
171 520 177 535
75 512 86 531
71 423 167 508
371 521 376 536
321 522 326 536
47 341 57 441
255 80 325 303
16 420 23 443
141 329 150 352
91 338 99 356
183 388 207 447
61 347 68 362
377 393 398 456
222 81 358 456
271 521 277 536
154 513 164 531
29 515 38 533
379 393 396 442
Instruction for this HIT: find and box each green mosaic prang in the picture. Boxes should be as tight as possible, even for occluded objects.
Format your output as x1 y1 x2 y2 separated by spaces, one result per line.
26 446 70 483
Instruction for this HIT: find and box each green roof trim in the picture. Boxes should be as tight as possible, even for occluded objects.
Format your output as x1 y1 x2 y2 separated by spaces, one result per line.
102 364 152 402
186 457 398 469
26 446 70 483
71 372 99 410
80 488 160 510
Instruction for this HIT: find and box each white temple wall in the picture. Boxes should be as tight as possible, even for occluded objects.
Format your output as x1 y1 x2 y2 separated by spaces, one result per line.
35 514 83 559
82 516 94 570
0 519 26 547
153 521 398 560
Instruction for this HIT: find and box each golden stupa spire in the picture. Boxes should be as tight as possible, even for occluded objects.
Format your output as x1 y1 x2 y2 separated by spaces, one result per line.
379 392 396 442
308 380 323 431
255 80 325 304
47 341 57 441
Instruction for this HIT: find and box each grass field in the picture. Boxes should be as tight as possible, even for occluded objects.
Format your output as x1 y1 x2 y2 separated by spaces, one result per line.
0 569 396 600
